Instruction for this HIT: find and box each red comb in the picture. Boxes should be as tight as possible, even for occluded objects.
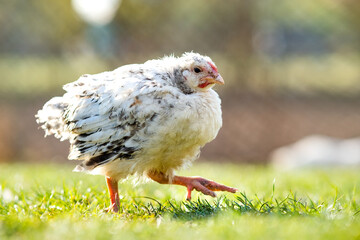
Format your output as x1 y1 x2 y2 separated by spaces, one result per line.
208 61 218 73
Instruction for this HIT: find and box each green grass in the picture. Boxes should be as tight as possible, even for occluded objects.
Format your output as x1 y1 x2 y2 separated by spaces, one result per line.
0 162 360 239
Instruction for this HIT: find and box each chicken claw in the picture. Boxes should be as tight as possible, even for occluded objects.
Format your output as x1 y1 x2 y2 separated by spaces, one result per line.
147 171 237 200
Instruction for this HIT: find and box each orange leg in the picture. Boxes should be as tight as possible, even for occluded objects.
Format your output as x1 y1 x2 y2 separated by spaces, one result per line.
147 171 237 200
105 176 120 213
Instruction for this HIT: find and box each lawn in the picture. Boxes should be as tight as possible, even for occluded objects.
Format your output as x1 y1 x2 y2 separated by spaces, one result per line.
0 162 359 240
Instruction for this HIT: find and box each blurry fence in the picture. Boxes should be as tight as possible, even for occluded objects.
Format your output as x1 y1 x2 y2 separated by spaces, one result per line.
0 0 359 163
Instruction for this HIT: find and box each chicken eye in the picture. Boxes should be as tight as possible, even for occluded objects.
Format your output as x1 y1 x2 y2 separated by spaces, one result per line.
194 67 202 73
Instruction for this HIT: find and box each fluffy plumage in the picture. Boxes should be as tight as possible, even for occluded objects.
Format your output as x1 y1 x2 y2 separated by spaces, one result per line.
37 52 235 212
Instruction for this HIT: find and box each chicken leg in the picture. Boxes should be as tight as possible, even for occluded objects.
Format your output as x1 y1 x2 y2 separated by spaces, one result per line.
105 176 120 213
147 171 237 200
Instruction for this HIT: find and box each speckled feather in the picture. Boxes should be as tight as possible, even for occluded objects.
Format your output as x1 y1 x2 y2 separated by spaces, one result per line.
36 53 222 181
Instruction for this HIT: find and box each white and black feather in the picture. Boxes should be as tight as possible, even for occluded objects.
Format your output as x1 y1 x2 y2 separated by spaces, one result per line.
36 53 222 180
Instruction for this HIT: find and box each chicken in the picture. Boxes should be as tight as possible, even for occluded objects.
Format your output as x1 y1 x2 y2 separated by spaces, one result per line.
36 52 237 212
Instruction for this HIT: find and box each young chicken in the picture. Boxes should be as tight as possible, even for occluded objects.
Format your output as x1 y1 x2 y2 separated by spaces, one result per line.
36 52 237 212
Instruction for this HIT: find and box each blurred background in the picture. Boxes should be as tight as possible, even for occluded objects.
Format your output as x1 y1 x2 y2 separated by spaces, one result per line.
0 0 359 166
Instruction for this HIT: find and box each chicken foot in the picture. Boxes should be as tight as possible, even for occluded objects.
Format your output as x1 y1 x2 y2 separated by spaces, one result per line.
147 171 237 200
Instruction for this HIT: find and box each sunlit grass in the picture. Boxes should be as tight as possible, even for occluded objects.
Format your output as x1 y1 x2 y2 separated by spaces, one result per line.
0 162 360 239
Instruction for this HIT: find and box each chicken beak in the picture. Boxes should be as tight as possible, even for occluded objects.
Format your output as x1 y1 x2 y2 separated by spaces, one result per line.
201 74 225 85
214 74 225 85
198 74 225 89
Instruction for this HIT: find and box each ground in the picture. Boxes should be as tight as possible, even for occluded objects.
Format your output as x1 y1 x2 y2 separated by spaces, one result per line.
0 162 360 240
